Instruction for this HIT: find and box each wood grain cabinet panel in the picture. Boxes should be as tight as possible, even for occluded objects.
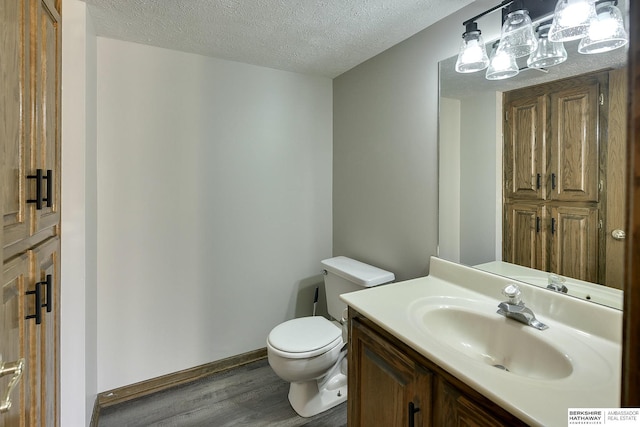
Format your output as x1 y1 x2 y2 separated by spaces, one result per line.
548 82 600 203
1 0 32 252
348 314 525 427
1 254 31 427
1 0 61 425
504 95 545 201
349 318 431 427
31 0 61 237
502 71 621 285
503 202 546 272
550 205 599 283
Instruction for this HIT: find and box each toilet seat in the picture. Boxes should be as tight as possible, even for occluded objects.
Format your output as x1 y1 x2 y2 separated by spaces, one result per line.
268 316 342 359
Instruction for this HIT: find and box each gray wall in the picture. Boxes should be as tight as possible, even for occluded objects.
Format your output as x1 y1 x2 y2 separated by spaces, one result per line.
333 0 497 281
95 38 333 391
459 92 501 266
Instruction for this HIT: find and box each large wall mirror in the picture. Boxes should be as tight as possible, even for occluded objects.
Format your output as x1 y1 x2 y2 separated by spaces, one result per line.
438 0 628 310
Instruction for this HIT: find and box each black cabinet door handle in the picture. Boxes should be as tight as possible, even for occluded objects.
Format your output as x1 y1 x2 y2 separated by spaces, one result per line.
43 169 53 207
552 173 557 190
25 285 42 325
26 169 53 209
551 217 556 235
408 402 420 427
38 275 52 313
27 169 44 210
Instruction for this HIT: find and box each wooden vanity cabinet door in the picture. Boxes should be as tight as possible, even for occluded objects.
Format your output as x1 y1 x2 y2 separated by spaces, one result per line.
2 0 32 252
549 205 599 283
503 202 547 271
503 94 545 201
547 79 601 203
31 0 61 236
349 318 432 427
434 377 516 427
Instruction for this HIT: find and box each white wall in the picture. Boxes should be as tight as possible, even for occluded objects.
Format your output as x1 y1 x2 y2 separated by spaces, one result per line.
333 0 498 281
96 38 333 391
61 1 97 425
438 97 461 263
459 92 501 266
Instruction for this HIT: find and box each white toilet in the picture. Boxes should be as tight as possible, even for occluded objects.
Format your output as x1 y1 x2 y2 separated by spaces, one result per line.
267 256 394 417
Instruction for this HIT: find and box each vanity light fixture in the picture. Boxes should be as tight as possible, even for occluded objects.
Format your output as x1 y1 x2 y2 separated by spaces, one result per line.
455 22 491 73
527 23 568 68
499 0 538 58
486 41 520 80
578 0 629 54
548 0 597 42
454 0 628 80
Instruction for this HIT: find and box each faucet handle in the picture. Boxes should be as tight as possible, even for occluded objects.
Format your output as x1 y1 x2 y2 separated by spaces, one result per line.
502 284 522 305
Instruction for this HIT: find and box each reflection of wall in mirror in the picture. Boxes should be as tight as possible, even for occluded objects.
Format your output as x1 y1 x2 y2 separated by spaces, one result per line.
439 92 502 266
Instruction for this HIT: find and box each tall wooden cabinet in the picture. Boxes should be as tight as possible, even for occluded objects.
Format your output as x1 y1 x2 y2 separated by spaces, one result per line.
503 70 625 286
1 0 61 425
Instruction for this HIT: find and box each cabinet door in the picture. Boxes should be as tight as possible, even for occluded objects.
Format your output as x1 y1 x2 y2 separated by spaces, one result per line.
503 203 546 272
435 377 519 427
31 237 59 427
349 319 432 427
1 254 31 427
550 206 599 283
504 94 545 200
604 68 627 289
548 80 600 202
1 0 32 252
31 0 61 235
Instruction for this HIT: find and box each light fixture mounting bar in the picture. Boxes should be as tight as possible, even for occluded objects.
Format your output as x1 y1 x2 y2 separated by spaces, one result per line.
462 0 515 27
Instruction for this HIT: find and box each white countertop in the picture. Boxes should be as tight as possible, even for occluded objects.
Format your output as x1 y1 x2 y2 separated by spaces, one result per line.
341 257 622 427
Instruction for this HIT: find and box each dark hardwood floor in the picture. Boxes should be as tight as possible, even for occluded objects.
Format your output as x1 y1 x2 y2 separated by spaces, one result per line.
98 358 347 427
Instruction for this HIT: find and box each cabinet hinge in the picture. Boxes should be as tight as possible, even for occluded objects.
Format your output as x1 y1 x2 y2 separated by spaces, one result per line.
599 93 604 106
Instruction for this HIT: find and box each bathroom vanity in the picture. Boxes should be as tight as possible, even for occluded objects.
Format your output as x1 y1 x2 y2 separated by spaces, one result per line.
341 257 622 426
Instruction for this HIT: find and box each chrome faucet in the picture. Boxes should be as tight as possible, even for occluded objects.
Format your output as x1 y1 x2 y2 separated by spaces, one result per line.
547 274 568 293
497 284 548 330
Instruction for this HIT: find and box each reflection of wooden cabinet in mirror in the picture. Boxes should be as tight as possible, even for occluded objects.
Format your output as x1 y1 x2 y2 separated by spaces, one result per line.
503 69 627 289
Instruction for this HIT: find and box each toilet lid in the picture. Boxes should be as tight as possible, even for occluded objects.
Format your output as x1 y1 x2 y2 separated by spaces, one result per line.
268 316 342 355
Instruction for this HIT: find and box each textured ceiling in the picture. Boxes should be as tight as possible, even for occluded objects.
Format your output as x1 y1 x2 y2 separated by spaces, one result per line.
83 0 474 78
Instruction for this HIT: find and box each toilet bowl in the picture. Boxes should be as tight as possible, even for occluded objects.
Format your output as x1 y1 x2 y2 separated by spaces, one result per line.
267 316 347 417
267 256 394 417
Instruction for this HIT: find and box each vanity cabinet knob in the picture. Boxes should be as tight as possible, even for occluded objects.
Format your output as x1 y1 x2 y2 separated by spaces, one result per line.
612 229 626 240
0 358 24 413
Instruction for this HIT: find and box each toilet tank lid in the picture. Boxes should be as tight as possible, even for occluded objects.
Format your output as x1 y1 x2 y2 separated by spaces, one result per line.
321 256 395 287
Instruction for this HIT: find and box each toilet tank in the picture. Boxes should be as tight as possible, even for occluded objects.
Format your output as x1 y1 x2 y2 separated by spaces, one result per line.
321 256 395 321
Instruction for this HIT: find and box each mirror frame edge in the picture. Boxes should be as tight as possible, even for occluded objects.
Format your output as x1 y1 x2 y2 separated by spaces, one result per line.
623 0 640 407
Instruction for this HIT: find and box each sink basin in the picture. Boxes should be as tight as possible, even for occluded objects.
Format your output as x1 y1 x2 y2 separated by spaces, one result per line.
409 299 573 380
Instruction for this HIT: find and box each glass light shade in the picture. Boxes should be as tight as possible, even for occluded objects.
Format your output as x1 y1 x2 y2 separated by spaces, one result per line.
455 30 490 73
549 0 597 42
527 29 567 68
499 9 538 58
486 44 519 80
578 1 628 54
